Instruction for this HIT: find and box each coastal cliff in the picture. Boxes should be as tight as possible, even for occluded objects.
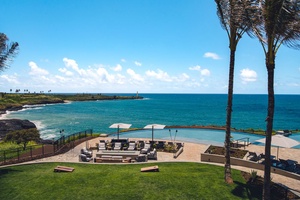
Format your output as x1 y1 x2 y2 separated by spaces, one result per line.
0 93 143 115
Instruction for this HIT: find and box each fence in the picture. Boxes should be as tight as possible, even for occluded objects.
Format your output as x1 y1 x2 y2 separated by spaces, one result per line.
0 129 93 166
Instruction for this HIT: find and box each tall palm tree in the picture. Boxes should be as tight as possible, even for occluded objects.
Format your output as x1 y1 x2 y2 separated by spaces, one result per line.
245 0 300 199
215 0 252 183
0 33 19 71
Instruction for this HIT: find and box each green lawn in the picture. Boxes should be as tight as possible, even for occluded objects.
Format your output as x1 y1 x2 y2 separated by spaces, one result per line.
0 162 262 200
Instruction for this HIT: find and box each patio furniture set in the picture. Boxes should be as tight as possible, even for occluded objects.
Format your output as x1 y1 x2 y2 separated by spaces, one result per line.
79 138 172 163
247 151 300 174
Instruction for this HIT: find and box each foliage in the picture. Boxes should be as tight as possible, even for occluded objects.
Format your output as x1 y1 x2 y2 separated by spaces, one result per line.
215 0 254 183
0 93 142 111
0 140 37 151
0 33 19 71
243 1 300 199
4 128 40 150
250 170 258 183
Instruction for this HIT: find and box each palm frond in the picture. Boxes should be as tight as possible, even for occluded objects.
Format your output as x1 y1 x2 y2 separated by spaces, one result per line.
0 33 19 71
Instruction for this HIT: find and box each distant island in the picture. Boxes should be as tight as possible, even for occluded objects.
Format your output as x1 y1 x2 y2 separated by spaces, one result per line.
0 93 143 115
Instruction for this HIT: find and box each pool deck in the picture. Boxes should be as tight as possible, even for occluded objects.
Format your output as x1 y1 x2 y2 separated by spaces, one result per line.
26 136 300 193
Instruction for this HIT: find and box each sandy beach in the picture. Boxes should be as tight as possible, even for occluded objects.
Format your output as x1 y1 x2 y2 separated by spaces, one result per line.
27 136 300 192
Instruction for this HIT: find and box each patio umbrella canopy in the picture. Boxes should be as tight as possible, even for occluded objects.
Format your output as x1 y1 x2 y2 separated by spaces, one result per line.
109 123 132 139
255 134 300 159
144 124 166 142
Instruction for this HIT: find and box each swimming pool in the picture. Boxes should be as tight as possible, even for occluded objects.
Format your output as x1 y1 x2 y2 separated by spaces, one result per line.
115 128 300 149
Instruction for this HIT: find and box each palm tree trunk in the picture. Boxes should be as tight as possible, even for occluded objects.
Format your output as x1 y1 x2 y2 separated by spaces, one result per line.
263 56 275 200
224 49 235 184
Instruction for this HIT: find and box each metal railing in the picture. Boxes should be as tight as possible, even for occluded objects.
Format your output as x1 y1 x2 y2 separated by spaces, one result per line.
0 129 93 166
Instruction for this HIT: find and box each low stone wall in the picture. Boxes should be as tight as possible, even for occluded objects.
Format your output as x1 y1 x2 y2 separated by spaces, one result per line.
201 153 300 180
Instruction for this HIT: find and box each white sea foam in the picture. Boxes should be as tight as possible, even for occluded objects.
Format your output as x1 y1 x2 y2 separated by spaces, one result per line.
31 120 46 130
23 104 46 108
42 133 57 140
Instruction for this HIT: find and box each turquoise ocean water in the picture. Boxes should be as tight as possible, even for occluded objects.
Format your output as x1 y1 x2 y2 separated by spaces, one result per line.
2 94 300 147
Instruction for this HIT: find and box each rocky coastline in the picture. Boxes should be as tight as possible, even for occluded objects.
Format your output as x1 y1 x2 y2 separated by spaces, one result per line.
0 119 37 140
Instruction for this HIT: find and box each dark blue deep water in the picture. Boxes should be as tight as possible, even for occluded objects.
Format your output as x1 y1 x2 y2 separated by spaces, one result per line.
2 94 300 143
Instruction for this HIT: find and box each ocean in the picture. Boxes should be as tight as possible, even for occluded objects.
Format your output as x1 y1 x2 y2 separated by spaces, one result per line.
2 94 300 142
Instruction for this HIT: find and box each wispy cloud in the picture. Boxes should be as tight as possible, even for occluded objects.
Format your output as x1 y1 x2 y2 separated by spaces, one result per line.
59 68 73 76
127 68 144 82
203 52 221 60
111 64 122 72
146 69 172 82
134 61 142 66
240 68 257 83
189 65 201 71
189 65 210 76
121 58 126 63
0 74 20 84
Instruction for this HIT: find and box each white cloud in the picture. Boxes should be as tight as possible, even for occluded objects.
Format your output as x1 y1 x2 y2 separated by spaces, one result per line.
63 58 86 76
134 61 142 67
240 68 257 83
204 52 221 60
189 65 201 71
127 68 144 82
29 61 49 76
96 67 114 83
111 64 122 72
0 74 20 84
189 65 210 76
177 73 190 82
59 68 73 76
145 69 172 82
121 58 126 63
201 69 210 76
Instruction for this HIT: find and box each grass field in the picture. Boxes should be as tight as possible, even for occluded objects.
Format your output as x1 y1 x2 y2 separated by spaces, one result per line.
0 162 263 200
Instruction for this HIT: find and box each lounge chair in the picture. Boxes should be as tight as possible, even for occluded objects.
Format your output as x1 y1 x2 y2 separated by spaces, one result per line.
98 142 106 151
81 147 93 157
113 142 122 150
147 148 157 160
79 154 93 162
247 152 261 162
141 143 151 154
128 142 136 151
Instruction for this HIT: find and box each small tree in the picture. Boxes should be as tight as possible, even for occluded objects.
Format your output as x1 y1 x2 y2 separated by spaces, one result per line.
5 128 40 150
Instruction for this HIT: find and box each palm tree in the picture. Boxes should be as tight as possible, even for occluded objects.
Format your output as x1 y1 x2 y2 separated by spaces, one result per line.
0 33 19 71
245 0 300 199
215 0 252 183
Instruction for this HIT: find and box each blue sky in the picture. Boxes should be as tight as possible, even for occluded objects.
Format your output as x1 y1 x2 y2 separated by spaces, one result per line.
0 0 299 94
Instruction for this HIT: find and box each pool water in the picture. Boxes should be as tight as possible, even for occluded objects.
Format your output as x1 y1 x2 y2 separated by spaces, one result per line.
115 128 300 149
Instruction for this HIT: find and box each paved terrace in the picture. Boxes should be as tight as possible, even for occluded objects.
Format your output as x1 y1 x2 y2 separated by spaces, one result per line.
26 136 300 193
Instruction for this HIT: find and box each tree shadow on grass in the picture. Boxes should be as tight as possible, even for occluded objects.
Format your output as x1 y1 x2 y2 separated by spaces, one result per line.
0 168 22 177
232 179 299 200
232 180 262 200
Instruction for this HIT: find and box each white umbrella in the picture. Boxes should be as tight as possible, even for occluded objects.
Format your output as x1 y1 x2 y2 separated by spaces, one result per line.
144 124 166 142
255 134 300 159
109 123 132 139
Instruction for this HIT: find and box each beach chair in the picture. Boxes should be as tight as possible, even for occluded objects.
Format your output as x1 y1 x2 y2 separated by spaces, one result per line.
141 143 151 154
98 142 106 151
247 152 261 162
128 142 136 151
113 142 122 150
147 148 157 160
